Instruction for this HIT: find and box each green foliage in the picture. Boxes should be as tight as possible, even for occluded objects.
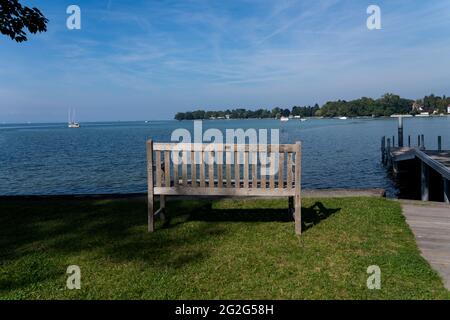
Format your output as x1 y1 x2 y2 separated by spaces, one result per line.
292 105 320 117
175 108 287 120
320 94 414 118
0 0 48 42
174 106 316 120
422 94 450 114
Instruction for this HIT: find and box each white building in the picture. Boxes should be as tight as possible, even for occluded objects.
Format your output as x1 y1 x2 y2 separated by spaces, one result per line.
412 101 423 112
447 105 450 114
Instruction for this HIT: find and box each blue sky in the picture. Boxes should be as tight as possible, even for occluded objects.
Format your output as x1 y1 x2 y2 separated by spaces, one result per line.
1 0 450 122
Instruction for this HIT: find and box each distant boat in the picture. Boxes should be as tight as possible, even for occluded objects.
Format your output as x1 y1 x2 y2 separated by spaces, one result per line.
300 118 308 122
68 108 80 128
280 116 289 122
339 117 348 120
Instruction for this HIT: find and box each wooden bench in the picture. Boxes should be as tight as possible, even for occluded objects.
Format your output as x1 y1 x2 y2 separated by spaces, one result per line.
146 141 302 234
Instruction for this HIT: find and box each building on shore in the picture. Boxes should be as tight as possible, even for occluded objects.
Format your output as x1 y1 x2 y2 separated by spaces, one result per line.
412 101 424 113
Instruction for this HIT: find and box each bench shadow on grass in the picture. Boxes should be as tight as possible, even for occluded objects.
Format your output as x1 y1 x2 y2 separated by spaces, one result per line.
164 200 341 232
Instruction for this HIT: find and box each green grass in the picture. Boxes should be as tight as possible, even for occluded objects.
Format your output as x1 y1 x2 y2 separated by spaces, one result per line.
0 196 448 300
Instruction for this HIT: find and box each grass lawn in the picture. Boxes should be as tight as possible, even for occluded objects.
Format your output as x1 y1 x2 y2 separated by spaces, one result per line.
0 196 448 300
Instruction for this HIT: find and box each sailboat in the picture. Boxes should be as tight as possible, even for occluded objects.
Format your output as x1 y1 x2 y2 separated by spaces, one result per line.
68 108 80 128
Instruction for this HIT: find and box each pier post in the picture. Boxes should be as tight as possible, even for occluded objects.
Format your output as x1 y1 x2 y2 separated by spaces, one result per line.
398 116 404 147
381 136 386 164
418 135 421 148
387 138 391 167
408 135 411 148
444 179 450 204
421 162 430 201
421 135 425 150
438 136 442 152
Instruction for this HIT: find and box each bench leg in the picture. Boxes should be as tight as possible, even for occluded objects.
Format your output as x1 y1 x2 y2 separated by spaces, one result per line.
160 195 166 222
288 196 294 215
148 194 154 232
294 195 302 235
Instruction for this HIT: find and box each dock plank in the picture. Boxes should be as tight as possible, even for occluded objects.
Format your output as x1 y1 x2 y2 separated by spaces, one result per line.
401 202 450 290
425 151 450 170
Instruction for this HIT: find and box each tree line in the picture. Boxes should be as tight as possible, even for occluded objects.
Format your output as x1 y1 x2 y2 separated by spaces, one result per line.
175 105 320 120
174 93 450 120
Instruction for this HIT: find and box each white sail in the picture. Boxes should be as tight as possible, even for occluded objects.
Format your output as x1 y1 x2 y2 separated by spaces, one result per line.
68 108 80 128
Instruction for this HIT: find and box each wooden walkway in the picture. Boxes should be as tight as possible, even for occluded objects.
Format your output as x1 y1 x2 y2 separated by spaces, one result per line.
384 147 450 202
425 151 450 173
388 148 450 180
401 201 450 290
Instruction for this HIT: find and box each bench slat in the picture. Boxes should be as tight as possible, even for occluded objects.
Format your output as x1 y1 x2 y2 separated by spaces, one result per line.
156 150 162 187
226 151 232 188
182 150 188 186
173 152 179 186
287 152 293 190
200 152 205 187
243 152 249 188
208 151 214 188
191 151 197 187
269 153 275 189
278 152 284 189
235 151 240 188
260 152 267 189
251 150 257 188
164 151 170 187
217 155 223 188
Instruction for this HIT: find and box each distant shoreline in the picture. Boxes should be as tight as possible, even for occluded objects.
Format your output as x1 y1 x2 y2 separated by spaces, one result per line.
174 114 450 121
1 115 449 126
174 93 450 120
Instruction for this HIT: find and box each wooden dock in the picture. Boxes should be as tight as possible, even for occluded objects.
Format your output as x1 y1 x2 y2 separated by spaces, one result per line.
381 136 450 203
387 148 450 178
401 201 450 290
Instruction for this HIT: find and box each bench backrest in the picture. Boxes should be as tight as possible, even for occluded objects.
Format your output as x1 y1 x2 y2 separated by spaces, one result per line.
147 141 301 196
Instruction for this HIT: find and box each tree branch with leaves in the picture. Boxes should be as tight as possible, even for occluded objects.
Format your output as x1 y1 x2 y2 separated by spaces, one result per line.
0 0 48 42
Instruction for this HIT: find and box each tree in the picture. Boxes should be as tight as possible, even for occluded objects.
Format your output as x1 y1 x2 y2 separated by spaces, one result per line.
271 107 281 119
281 108 290 117
0 0 48 42
315 109 323 117
174 112 186 121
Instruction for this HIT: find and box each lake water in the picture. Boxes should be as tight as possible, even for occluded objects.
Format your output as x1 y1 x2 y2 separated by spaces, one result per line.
1 117 449 197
